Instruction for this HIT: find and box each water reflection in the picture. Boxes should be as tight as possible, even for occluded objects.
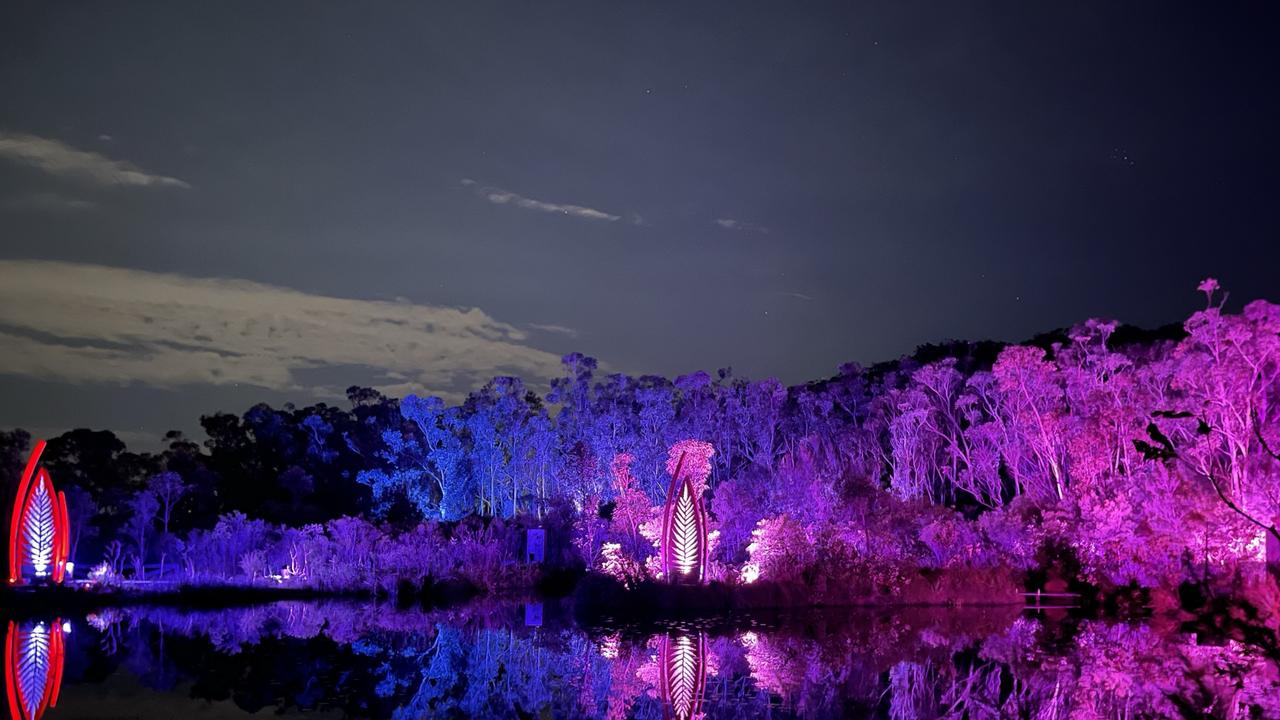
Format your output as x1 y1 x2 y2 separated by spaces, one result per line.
658 633 706 720
12 600 1280 718
4 619 67 720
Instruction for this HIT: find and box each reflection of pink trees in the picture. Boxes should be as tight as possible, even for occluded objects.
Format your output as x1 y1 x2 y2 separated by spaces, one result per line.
743 630 810 700
598 635 650 720
84 600 1280 719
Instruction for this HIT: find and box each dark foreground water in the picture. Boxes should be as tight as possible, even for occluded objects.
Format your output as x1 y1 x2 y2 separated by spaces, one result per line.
7 599 1279 719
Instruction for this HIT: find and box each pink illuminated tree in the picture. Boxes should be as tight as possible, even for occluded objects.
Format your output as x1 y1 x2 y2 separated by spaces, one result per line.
1170 283 1280 510
609 453 656 559
665 440 714 500
887 359 969 504
990 345 1070 501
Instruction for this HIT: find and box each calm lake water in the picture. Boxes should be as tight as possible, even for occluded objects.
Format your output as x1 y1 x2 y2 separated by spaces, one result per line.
9 599 1278 719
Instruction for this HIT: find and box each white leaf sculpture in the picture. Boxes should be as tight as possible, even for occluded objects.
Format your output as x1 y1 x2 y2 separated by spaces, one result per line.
23 483 55 576
671 485 699 577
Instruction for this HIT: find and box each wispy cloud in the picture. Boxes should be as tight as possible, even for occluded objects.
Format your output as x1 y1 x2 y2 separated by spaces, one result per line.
1 192 98 212
776 291 815 302
529 323 579 338
461 179 620 222
0 260 566 400
0 132 190 189
714 217 768 234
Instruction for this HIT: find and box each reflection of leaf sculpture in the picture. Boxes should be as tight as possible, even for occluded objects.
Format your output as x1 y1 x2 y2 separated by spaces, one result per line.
659 633 706 720
672 486 698 576
16 624 50 720
23 484 54 575
6 620 67 720
668 635 697 716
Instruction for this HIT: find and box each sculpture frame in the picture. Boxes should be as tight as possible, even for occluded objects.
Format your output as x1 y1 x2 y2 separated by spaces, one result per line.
659 451 709 584
7 441 70 586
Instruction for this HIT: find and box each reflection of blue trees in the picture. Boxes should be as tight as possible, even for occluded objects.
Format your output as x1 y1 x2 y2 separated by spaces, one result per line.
396 625 465 715
396 625 579 718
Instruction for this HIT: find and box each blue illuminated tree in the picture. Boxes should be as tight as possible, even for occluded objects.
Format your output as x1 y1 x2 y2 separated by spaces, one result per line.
124 489 160 579
301 414 339 464
404 395 470 519
634 377 677 500
359 395 471 520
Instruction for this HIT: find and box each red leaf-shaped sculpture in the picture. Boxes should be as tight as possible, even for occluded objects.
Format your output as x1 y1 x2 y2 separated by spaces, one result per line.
8 442 71 586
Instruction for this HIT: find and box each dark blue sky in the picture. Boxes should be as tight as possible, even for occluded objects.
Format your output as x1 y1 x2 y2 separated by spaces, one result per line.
1 2 1277 447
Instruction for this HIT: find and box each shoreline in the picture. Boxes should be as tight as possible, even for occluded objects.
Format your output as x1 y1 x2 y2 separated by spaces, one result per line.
6 564 1275 628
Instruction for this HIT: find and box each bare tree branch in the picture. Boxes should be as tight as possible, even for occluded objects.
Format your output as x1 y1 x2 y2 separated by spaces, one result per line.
1253 408 1280 462
1176 417 1280 546
1147 413 1280 546
1187 457 1280 546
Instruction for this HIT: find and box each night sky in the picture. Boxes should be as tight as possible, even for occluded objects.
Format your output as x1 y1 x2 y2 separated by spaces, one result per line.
1 3 1277 449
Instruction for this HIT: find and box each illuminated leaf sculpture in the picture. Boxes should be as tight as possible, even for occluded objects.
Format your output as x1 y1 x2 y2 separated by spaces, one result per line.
670 485 699 577
659 442 714 584
658 633 707 720
4 620 66 720
22 486 53 578
8 442 71 586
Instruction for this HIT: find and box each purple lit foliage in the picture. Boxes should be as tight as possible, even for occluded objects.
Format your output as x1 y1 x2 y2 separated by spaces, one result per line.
80 280 1280 597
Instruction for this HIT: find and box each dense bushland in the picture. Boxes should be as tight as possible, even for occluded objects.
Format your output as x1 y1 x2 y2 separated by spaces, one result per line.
3 279 1277 599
